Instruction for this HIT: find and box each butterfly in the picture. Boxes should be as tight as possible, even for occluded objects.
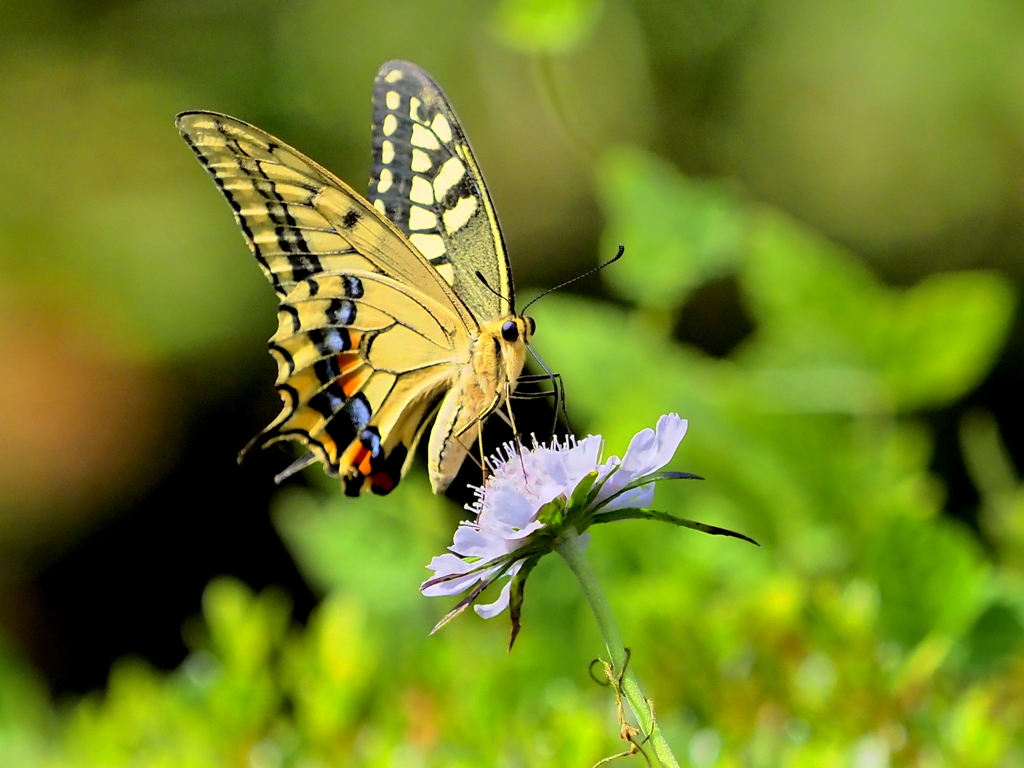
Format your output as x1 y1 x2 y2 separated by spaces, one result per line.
177 60 537 496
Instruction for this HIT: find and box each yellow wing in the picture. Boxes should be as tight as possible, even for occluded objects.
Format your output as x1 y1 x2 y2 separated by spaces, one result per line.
176 111 477 495
369 60 514 320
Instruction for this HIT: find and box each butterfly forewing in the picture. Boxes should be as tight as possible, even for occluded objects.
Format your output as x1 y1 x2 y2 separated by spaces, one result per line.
369 60 515 321
176 111 475 495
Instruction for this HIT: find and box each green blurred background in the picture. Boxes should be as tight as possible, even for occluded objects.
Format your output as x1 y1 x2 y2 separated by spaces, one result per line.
3 0 1024 765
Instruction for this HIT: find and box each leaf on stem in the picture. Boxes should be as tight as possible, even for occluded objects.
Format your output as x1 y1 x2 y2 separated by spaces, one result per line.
592 507 759 546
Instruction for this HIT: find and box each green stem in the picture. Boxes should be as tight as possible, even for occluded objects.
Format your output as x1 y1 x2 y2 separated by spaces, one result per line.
554 527 682 768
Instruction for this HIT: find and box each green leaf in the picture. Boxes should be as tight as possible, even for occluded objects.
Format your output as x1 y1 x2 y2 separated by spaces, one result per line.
597 145 745 310
272 477 454 619
742 210 1016 411
200 581 290 675
537 497 567 527
508 556 542 650
741 208 883 369
864 516 987 648
589 471 703 515
565 470 598 525
590 507 758 546
876 270 1015 409
962 601 1024 674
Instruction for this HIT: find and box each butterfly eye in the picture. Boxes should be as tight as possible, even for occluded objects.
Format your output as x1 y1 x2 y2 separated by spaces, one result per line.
501 320 519 342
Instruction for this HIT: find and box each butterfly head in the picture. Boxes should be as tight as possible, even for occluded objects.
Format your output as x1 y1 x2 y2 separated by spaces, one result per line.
477 315 533 386
500 316 536 344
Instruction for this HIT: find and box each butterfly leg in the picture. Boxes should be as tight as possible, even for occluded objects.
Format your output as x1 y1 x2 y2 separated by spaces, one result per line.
477 421 489 484
509 372 568 439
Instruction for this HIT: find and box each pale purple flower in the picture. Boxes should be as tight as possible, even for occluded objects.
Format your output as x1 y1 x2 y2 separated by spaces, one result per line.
423 413 762 641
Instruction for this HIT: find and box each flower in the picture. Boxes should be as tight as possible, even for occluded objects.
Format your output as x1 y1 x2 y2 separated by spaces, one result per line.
421 414 756 644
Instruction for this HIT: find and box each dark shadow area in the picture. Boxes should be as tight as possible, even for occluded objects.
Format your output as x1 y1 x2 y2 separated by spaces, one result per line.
27 378 318 696
674 274 755 357
927 297 1024 538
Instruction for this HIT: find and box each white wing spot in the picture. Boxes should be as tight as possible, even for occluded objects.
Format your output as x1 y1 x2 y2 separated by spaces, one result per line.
433 156 466 200
373 199 387 215
411 123 440 150
431 113 453 143
410 96 425 124
411 149 432 173
385 90 400 110
377 168 393 193
443 195 478 234
410 233 446 259
435 263 455 283
409 205 438 231
240 205 282 216
381 140 394 164
385 69 403 83
410 175 434 205
383 114 398 136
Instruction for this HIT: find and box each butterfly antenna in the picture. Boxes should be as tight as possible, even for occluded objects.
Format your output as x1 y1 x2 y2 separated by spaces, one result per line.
520 244 625 316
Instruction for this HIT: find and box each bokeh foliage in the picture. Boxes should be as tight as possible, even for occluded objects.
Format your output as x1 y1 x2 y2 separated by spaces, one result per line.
3 0 1024 765
3 138 1023 765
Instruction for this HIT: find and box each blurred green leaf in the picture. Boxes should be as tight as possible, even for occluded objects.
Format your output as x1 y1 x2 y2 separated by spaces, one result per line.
865 516 986 648
598 145 745 311
0 642 48 766
877 270 1015 409
273 477 453 621
741 208 880 367
493 0 602 54
742 209 1015 411
963 601 1024 673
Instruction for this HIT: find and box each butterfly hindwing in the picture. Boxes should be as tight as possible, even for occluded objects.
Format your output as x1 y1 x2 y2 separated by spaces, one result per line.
263 273 461 495
177 111 476 495
370 60 514 322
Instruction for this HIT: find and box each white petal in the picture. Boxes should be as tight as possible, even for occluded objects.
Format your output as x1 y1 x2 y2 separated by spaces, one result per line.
473 579 513 618
421 554 492 597
506 518 546 541
563 436 603 484
598 414 688 504
620 428 658 475
421 571 480 597
425 552 469 576
624 414 687 477
649 413 688 470
451 524 498 557
482 486 536 530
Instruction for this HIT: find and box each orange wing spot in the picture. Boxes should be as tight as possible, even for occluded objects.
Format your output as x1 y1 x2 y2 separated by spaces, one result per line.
338 440 365 470
358 451 375 477
337 353 362 375
340 366 372 396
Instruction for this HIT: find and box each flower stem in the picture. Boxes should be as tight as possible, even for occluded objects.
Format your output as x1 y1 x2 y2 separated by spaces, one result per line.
554 527 681 768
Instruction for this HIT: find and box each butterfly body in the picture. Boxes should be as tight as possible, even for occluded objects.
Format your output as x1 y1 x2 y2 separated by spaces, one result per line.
428 315 533 490
177 61 532 496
